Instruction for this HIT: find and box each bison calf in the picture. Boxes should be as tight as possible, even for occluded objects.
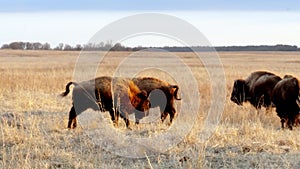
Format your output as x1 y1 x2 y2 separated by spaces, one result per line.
61 76 150 129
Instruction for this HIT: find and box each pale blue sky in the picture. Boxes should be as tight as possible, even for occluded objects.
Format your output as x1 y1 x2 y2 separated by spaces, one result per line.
0 1 300 47
1 0 299 12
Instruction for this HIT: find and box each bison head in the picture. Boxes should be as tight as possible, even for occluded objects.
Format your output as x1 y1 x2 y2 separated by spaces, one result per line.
132 90 150 123
134 90 150 112
230 79 247 106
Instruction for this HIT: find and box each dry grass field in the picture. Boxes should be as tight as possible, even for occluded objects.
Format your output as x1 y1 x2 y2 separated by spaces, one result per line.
1 49 300 168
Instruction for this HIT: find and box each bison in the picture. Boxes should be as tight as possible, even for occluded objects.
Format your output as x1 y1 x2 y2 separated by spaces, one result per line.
60 76 150 129
230 71 281 110
271 75 300 130
132 77 181 124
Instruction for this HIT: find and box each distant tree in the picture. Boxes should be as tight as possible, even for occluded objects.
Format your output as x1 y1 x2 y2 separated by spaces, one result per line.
63 44 72 51
25 42 34 50
53 43 64 50
58 43 64 50
99 41 104 48
110 43 124 51
81 41 116 51
75 44 82 51
94 43 102 50
83 43 94 50
1 44 9 49
42 43 51 50
9 42 25 50
32 42 43 50
104 40 113 50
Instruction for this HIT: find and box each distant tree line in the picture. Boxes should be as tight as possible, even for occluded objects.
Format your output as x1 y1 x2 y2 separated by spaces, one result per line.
216 45 299 51
1 42 52 50
1 41 300 52
158 45 300 52
0 41 149 51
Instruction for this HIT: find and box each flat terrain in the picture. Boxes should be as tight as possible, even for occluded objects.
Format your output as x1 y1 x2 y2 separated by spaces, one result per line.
1 50 300 168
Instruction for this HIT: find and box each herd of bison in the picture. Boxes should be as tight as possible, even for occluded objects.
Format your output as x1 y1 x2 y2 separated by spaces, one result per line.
60 71 300 131
231 71 300 130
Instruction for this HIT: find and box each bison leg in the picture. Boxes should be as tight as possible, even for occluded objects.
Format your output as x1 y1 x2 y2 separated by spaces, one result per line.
135 112 140 124
159 103 168 123
108 108 117 125
134 111 146 124
287 114 297 130
119 111 130 128
124 117 130 128
256 95 264 109
162 105 177 124
169 107 177 124
161 111 168 123
68 106 77 129
124 116 130 128
115 109 120 125
263 95 271 108
287 119 293 130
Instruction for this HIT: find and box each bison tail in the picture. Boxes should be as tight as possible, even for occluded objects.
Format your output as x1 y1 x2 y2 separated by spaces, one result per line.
171 85 181 100
60 82 77 97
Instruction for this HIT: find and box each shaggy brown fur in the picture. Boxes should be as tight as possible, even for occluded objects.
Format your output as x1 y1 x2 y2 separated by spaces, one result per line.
271 75 300 130
60 76 150 129
231 71 281 110
112 77 149 127
132 77 181 124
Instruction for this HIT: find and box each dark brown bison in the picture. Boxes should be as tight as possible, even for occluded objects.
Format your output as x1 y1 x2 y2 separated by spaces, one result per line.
271 75 300 130
231 71 281 110
132 77 181 124
60 76 150 129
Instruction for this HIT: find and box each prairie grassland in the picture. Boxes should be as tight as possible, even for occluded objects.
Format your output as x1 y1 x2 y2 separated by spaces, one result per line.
1 50 300 168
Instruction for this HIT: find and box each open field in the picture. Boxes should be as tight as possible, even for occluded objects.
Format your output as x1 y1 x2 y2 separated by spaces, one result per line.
1 50 300 168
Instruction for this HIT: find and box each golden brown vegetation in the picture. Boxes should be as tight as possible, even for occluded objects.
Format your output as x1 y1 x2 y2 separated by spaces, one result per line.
1 50 300 168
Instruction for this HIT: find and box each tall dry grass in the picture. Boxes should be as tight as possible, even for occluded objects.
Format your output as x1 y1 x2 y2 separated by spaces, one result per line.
1 50 300 168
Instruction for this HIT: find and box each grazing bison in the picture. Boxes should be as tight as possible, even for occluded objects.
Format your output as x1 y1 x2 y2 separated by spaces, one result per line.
60 76 150 129
271 75 300 130
132 77 181 124
231 71 281 110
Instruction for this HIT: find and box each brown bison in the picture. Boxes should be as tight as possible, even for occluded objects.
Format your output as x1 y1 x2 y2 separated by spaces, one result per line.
132 77 181 124
231 71 281 110
60 76 150 129
271 75 300 130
